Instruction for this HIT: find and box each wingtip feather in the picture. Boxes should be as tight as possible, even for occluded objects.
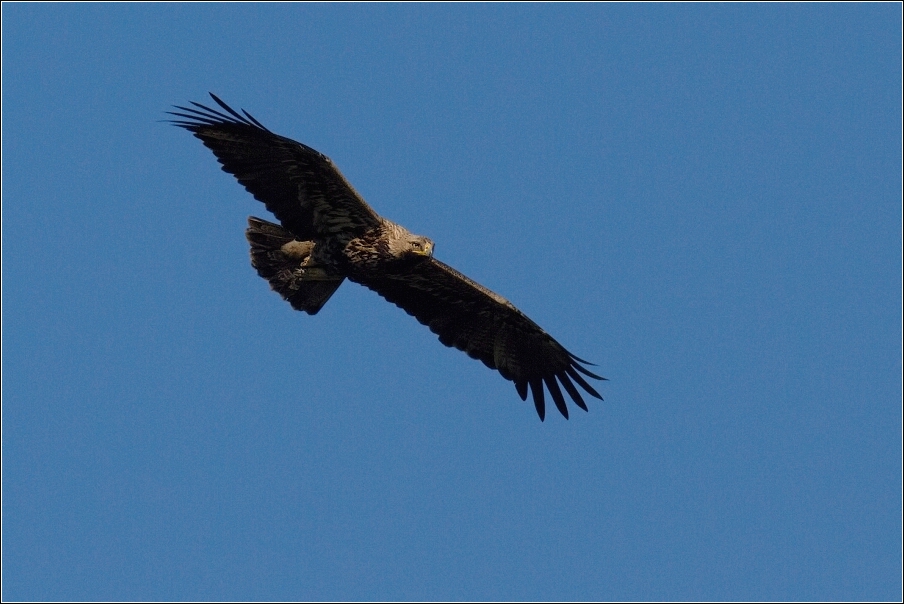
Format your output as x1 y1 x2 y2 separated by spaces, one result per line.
545 376 569 419
558 372 588 412
529 378 546 421
566 366 603 400
573 362 605 381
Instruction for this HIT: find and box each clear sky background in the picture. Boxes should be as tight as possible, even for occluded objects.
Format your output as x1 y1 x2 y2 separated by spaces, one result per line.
3 4 901 601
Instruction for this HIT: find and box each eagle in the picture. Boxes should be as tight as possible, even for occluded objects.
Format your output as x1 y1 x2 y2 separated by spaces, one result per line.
169 94 604 420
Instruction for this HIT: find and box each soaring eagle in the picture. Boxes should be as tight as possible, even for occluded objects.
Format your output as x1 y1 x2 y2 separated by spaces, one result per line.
169 94 604 420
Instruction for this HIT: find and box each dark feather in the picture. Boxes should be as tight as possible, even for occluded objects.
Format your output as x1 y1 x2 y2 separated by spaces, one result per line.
558 372 588 413
545 375 569 420
529 378 546 422
515 380 529 402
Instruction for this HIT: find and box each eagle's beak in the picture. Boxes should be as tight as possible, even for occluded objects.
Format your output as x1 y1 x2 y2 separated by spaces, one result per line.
425 241 434 257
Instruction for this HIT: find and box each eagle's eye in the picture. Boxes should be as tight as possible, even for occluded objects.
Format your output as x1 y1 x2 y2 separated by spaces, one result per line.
412 242 422 249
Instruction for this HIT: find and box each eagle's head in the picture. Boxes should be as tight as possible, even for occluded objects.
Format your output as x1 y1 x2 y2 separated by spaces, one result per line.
406 235 434 259
385 223 434 263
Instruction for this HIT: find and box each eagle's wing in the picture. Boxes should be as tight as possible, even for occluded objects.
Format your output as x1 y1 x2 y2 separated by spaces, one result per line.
353 259 604 420
169 94 381 239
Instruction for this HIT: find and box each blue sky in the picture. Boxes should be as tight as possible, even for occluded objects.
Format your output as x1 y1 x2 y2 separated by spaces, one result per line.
3 3 901 601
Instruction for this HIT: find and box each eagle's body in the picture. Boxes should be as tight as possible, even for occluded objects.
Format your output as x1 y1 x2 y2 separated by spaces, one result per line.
170 94 604 420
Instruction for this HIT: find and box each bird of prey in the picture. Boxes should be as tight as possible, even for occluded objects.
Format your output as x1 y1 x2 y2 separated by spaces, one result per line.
169 94 604 420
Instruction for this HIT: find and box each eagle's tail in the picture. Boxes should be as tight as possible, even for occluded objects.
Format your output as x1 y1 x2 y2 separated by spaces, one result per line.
245 216 344 315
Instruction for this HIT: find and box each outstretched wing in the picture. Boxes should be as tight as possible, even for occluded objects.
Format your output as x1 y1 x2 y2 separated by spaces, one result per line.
169 93 381 239
353 260 605 420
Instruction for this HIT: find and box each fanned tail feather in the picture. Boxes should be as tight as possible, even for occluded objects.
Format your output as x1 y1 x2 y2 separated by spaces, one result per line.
246 216 344 315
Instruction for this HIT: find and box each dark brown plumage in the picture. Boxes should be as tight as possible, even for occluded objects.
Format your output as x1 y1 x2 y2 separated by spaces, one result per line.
169 93 605 420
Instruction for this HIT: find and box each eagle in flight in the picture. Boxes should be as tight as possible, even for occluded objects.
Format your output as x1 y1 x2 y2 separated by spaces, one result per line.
169 94 604 420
